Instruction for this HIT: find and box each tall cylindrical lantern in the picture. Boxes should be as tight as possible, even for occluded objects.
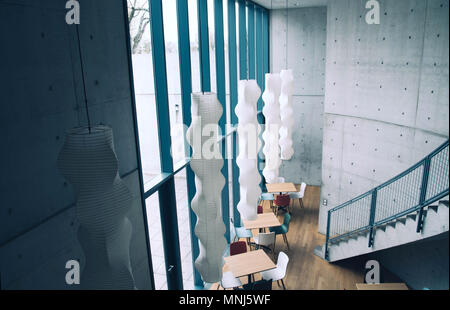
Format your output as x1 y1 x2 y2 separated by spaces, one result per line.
57 125 135 289
279 69 294 160
186 93 227 283
236 80 262 221
262 73 282 184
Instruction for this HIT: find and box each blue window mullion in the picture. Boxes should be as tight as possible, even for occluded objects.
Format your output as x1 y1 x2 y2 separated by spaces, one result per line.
262 8 269 86
228 0 240 225
175 0 203 288
247 2 255 79
214 0 231 243
149 0 183 290
198 0 211 92
238 0 247 80
255 6 264 190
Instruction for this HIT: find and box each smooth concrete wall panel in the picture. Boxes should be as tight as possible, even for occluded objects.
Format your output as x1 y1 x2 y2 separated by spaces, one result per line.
319 0 449 234
416 0 449 136
0 1 81 246
280 96 324 185
270 7 327 185
0 0 152 289
270 10 288 75
286 7 327 95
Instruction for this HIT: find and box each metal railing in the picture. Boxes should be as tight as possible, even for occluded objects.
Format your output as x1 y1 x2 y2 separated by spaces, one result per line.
325 140 449 260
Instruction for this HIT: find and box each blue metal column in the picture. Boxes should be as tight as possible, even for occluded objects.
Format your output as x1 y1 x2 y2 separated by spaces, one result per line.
228 0 240 226
368 189 378 247
260 8 269 190
175 0 203 288
214 0 231 243
247 3 255 80
198 0 211 92
149 0 183 290
238 0 247 80
262 9 269 81
255 6 264 190
417 157 431 232
255 6 263 111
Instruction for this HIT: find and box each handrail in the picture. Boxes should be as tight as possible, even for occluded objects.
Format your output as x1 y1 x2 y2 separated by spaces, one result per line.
324 140 449 260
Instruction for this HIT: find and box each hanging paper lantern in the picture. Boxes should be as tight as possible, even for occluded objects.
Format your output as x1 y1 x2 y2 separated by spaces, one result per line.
279 69 295 160
186 93 227 283
262 73 283 184
236 80 262 221
57 125 135 289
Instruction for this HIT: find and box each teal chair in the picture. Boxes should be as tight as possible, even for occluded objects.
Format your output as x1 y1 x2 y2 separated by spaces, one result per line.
260 193 275 213
269 213 291 251
230 218 253 244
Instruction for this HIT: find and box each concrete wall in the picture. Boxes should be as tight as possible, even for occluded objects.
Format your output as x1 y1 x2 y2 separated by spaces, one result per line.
0 0 152 289
319 0 449 233
270 7 327 186
368 233 449 290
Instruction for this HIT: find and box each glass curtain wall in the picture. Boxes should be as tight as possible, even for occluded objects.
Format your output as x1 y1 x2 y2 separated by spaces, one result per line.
126 0 270 290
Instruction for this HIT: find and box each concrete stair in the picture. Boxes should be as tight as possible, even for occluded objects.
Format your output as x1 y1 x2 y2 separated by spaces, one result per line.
314 198 449 262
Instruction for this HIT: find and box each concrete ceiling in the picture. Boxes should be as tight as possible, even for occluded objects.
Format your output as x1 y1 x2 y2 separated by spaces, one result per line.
252 0 328 9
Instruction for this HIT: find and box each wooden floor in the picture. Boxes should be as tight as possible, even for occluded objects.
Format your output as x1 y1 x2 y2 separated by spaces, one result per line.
211 186 399 290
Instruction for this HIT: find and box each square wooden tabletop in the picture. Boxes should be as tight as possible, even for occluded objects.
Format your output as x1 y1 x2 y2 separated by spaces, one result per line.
224 250 276 278
242 213 281 230
266 182 298 193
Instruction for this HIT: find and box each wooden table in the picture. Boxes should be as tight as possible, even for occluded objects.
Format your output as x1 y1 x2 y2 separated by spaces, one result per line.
224 250 276 283
266 182 297 193
242 213 281 230
356 283 409 290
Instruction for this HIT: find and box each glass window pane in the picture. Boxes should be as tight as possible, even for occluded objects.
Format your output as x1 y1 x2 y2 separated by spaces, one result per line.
174 169 194 289
127 0 161 184
162 0 186 167
145 193 167 290
189 0 202 93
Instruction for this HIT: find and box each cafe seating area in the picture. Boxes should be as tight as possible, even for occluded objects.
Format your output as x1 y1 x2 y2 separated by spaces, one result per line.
212 182 304 290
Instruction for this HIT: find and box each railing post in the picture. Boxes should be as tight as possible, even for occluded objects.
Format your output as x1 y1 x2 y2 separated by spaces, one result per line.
417 157 431 233
325 210 331 260
368 189 377 247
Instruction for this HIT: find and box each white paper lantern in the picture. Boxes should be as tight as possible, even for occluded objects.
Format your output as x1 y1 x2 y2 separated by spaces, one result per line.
186 93 227 283
262 73 283 184
279 69 295 160
235 80 262 221
57 125 135 289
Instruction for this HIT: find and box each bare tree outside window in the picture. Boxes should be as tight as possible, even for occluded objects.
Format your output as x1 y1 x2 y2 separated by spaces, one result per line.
128 0 150 54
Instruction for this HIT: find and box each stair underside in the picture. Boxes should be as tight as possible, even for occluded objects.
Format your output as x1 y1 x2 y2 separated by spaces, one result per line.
314 199 449 262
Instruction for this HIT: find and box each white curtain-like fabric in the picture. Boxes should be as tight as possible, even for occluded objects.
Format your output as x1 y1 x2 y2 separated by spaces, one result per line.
186 92 227 283
236 80 262 221
57 125 135 289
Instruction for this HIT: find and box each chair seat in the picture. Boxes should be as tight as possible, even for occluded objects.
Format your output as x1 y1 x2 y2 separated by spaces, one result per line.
289 192 303 199
235 227 253 238
253 234 275 247
260 268 283 282
269 225 287 235
260 193 275 201
221 271 242 289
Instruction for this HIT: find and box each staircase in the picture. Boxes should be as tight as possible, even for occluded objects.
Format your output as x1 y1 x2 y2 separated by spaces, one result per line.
315 140 449 262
